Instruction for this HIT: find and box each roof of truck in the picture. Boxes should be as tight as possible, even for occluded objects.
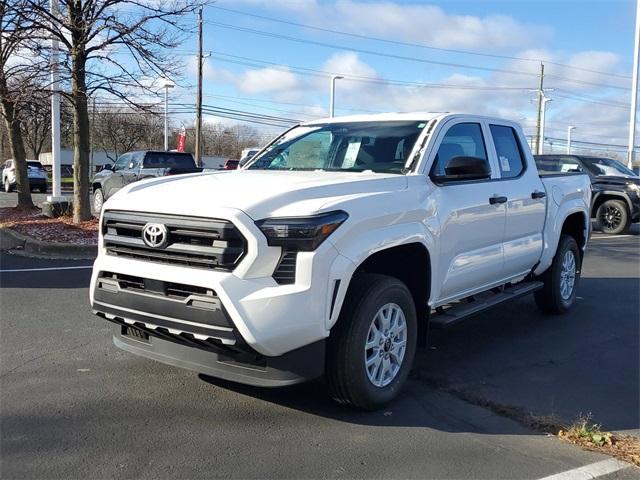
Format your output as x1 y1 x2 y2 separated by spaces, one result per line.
304 112 444 125
303 112 520 126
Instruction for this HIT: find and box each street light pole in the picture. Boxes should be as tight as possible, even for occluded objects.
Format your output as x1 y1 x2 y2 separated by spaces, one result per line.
540 96 552 154
628 0 640 169
160 78 175 151
567 126 576 154
329 75 343 117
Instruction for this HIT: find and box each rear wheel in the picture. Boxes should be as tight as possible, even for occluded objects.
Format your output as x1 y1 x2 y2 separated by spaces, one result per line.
596 199 629 235
534 234 581 314
326 274 417 410
93 188 104 213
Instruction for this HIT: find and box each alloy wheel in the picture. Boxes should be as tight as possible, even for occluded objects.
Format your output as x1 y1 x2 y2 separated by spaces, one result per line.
559 250 576 300
364 303 407 388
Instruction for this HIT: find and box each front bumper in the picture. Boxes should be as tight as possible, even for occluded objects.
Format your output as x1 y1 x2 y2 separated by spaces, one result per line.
28 178 47 188
90 207 355 384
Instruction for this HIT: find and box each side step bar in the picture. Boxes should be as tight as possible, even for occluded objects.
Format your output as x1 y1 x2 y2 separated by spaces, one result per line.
430 281 544 329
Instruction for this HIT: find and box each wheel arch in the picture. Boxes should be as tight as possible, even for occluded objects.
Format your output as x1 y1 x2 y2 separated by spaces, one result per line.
591 191 631 219
332 242 432 332
91 181 103 194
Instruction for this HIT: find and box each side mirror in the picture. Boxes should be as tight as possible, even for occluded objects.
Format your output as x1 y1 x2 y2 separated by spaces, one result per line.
437 156 490 182
103 164 113 171
128 162 135 170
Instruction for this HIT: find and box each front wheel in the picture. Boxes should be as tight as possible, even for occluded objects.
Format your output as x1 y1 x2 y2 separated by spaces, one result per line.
93 188 104 213
326 274 417 410
596 199 629 235
534 234 581 314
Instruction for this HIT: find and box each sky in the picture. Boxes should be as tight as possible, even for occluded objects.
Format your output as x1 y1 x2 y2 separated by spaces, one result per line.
164 0 638 154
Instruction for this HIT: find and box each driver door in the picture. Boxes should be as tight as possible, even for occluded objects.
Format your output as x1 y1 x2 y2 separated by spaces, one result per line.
103 153 130 199
428 121 507 304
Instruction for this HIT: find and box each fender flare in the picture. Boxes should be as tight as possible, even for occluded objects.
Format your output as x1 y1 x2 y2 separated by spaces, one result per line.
327 222 437 330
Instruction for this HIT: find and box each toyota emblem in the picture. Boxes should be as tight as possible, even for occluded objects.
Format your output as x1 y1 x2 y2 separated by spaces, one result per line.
142 223 168 248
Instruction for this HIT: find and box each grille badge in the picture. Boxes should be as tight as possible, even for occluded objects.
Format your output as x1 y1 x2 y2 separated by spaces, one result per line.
142 223 168 248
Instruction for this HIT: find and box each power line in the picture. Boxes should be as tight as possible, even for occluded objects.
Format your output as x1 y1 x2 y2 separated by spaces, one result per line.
209 5 632 80
211 51 538 91
204 21 631 91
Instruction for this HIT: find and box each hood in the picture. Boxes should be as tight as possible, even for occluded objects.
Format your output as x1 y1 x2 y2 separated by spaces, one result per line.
105 169 408 219
592 175 640 188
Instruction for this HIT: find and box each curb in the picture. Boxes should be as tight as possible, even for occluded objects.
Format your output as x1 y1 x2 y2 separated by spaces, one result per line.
0 227 97 259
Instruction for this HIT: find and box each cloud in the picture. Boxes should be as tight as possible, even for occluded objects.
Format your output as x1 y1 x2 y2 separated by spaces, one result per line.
236 66 299 94
228 0 548 50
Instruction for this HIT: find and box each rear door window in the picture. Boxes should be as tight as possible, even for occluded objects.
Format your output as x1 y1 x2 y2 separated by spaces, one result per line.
490 125 525 179
143 153 195 168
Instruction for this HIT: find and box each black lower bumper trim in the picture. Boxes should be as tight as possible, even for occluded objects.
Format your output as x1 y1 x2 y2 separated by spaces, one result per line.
111 325 325 387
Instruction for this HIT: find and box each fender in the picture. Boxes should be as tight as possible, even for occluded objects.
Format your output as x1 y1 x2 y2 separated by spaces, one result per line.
591 190 633 216
534 199 589 276
327 220 437 330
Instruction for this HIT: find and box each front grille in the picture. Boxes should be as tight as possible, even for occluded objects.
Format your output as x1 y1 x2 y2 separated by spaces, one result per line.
102 211 246 271
273 251 297 284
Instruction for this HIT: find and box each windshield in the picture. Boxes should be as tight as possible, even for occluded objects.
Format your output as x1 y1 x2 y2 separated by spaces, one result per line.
27 161 44 169
582 157 637 178
247 121 426 174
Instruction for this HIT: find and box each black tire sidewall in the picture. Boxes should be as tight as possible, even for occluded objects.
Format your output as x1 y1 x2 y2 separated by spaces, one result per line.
333 275 417 409
551 236 580 312
597 199 629 235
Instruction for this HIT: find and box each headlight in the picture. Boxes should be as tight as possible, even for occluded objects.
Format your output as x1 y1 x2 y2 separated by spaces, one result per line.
255 210 348 251
627 183 640 194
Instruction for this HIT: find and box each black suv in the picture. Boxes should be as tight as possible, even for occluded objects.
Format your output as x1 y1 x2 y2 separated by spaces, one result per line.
91 151 201 212
535 154 640 234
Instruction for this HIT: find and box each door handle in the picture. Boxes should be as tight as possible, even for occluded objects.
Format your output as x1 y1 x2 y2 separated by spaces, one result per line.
531 190 546 199
489 196 508 205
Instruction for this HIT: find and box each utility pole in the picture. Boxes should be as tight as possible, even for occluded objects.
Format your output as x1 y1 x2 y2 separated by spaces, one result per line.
567 126 576 154
534 63 545 155
628 0 640 169
195 7 203 167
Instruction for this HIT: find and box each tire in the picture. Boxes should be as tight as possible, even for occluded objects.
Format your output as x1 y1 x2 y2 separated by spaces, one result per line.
534 234 581 314
326 273 418 410
596 199 629 235
93 188 104 213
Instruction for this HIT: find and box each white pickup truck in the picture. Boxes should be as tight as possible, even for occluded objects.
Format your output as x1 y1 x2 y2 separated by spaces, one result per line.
90 113 591 410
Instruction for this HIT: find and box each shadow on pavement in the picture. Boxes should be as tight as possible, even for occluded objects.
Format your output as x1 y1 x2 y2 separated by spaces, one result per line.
201 276 639 434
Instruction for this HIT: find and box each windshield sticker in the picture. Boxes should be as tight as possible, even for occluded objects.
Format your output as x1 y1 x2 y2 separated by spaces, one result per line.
500 155 511 171
343 139 362 168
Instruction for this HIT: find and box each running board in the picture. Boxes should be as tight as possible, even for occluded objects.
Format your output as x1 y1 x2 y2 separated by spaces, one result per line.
430 281 544 329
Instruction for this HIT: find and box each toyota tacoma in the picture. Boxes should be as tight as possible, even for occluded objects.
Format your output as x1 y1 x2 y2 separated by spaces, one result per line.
90 113 591 410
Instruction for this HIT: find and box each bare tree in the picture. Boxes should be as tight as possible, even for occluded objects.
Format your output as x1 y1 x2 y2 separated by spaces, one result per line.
26 0 206 222
19 80 52 159
0 0 43 208
93 108 163 160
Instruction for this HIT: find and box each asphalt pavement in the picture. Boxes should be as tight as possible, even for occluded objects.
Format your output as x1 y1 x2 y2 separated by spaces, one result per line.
0 226 638 478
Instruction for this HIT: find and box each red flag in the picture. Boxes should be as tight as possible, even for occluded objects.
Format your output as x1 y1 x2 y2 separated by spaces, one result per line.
176 127 186 152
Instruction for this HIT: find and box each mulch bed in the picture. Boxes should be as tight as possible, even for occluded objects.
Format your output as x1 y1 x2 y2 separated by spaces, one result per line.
0 207 98 245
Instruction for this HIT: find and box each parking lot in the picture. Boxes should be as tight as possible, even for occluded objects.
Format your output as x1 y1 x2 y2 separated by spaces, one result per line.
0 191 638 479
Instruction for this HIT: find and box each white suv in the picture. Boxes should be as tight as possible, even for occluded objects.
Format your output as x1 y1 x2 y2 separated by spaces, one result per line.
2 159 48 193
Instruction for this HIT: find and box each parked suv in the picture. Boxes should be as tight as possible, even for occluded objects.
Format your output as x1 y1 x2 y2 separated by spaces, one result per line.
2 160 48 193
535 154 640 234
91 151 201 212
